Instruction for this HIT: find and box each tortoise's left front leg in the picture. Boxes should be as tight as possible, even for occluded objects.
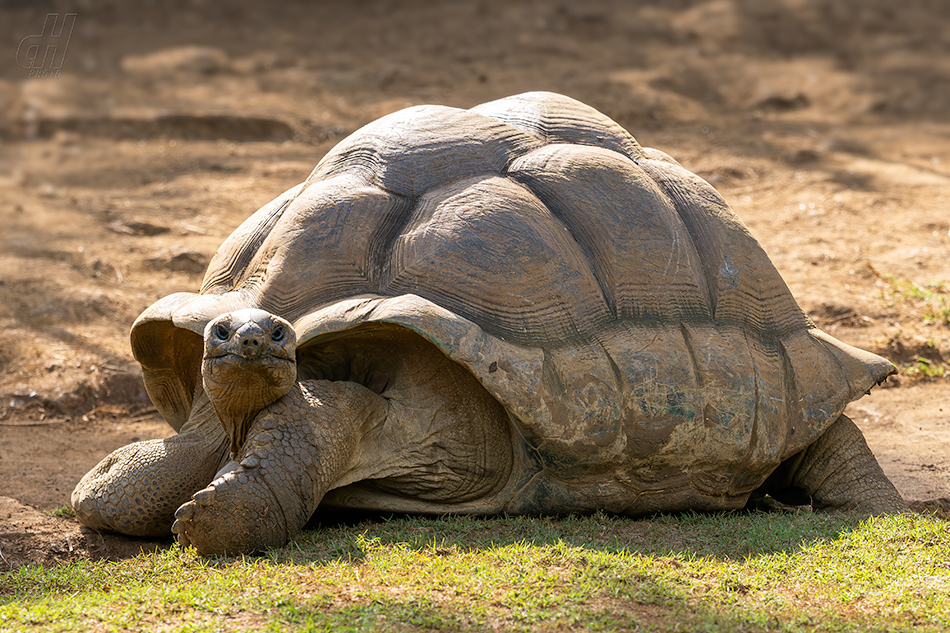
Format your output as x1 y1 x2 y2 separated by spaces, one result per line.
762 414 906 515
172 380 387 555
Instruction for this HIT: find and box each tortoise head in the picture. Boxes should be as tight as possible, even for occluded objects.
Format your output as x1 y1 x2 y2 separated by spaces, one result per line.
201 308 297 456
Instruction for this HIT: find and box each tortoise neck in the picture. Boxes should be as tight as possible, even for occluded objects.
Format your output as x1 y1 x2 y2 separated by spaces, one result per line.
202 358 295 457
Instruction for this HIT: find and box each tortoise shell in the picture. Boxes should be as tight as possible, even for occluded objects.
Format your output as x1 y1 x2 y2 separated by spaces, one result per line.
131 91 893 505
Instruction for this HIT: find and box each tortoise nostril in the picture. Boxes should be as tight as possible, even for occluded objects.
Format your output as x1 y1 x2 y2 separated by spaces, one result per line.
231 321 267 357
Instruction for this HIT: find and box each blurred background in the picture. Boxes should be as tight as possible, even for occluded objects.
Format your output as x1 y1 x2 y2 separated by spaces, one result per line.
1 0 948 527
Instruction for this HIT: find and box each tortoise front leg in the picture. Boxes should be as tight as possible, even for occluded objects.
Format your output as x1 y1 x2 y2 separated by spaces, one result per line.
762 414 906 515
172 380 387 555
72 393 229 537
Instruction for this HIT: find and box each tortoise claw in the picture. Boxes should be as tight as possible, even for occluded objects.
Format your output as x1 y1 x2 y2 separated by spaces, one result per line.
172 515 192 546
174 502 195 521
193 487 217 506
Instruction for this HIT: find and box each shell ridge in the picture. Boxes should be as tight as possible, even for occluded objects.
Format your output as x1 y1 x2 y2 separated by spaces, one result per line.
678 322 704 394
776 334 809 459
200 188 299 293
309 105 540 198
733 286 805 336
524 181 619 319
510 159 619 320
365 190 414 290
593 332 626 393
471 91 644 160
638 159 719 315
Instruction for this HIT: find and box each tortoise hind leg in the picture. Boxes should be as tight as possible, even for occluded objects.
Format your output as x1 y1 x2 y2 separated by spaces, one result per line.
760 414 906 515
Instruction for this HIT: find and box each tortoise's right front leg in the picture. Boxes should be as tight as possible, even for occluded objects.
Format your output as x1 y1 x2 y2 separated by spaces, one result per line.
72 394 229 537
172 380 387 555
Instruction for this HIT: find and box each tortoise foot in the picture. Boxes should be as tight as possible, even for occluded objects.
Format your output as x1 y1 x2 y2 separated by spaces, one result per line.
171 460 288 555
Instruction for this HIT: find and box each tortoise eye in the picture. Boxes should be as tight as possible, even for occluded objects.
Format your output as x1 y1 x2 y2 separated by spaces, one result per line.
213 323 230 340
271 325 285 342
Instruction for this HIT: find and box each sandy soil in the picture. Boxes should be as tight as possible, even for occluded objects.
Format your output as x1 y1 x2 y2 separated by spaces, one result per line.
1 0 949 570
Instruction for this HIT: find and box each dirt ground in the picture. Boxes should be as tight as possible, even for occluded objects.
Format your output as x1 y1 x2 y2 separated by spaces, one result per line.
1 0 949 570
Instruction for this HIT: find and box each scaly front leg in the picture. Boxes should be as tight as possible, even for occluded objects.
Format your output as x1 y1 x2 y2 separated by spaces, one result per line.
72 392 229 537
171 380 387 555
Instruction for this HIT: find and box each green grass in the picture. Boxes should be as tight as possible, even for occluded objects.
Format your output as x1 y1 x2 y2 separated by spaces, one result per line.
871 269 950 378
2 512 949 632
877 273 950 327
904 357 946 379
44 505 75 519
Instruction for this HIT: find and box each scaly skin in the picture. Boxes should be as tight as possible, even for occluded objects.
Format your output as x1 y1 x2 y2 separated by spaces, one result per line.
71 392 229 537
763 414 907 514
172 379 387 555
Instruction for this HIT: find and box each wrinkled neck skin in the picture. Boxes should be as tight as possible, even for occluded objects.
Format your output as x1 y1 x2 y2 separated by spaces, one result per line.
202 357 292 457
178 385 234 477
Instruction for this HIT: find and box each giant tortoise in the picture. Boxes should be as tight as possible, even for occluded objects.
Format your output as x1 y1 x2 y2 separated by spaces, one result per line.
72 91 905 555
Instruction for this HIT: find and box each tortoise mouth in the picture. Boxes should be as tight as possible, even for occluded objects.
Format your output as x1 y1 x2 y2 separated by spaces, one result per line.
201 349 297 454
203 355 296 384
202 353 297 392
203 351 296 364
